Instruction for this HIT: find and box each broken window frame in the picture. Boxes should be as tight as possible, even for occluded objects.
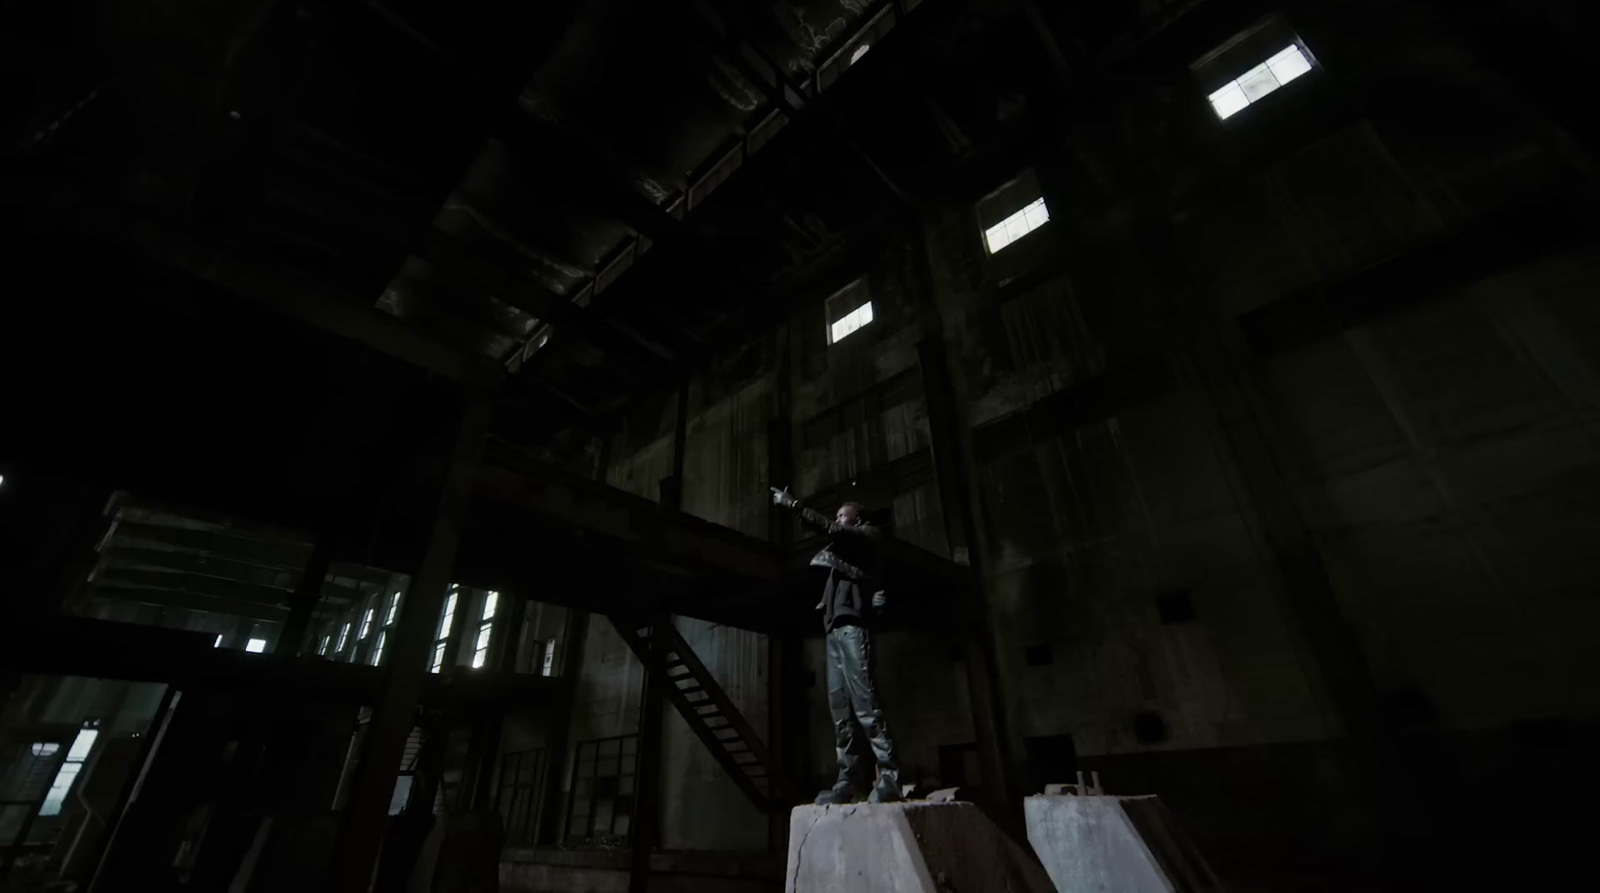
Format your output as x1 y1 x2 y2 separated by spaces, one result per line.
564 734 638 843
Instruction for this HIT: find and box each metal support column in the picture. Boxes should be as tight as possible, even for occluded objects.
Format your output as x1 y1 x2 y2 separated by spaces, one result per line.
915 336 1017 812
277 543 334 658
465 594 526 811
538 610 590 845
661 378 691 511
325 390 494 893
628 614 667 893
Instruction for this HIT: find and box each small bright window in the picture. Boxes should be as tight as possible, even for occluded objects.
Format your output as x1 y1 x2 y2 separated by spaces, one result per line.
829 301 874 344
385 593 402 626
40 725 97 816
31 743 59 757
320 634 331 656
1208 44 1312 119
213 634 224 648
336 622 351 655
371 631 387 666
850 44 870 64
471 591 498 669
359 607 375 640
431 587 460 674
245 638 267 653
984 197 1050 254
439 590 458 638
541 639 557 677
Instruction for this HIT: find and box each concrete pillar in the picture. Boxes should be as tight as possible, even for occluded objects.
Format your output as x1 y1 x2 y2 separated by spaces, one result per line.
915 337 1018 816
325 390 493 892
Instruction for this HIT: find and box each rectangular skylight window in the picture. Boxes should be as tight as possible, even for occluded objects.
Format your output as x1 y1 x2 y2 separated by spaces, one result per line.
1208 44 1312 119
829 301 874 344
40 726 98 816
984 197 1050 254
245 638 267 653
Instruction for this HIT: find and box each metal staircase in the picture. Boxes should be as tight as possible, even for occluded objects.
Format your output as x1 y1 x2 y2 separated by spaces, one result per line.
610 616 791 812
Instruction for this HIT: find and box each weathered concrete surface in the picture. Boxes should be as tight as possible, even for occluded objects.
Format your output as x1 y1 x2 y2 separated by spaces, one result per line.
786 801 1053 892
1023 795 1222 893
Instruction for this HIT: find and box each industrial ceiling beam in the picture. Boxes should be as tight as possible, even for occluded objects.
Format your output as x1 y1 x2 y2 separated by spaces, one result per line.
96 568 297 608
495 106 690 247
41 194 502 387
412 227 676 369
109 522 313 571
102 545 371 602
89 584 291 623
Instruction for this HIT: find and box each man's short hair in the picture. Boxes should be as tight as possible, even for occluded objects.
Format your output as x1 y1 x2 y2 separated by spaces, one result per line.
839 501 867 519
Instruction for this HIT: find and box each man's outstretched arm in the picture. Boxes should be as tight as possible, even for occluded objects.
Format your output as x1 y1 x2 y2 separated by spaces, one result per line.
770 487 836 532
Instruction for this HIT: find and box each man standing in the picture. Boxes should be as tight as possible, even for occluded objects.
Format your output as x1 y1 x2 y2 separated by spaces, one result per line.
771 486 901 804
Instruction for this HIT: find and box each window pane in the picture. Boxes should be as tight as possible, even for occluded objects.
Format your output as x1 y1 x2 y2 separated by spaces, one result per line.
386 594 402 625
66 728 98 761
829 301 874 343
1237 62 1280 102
1266 44 1312 84
1208 82 1249 119
245 638 267 653
430 642 446 672
38 763 82 816
482 591 498 620
984 197 1050 254
388 775 413 816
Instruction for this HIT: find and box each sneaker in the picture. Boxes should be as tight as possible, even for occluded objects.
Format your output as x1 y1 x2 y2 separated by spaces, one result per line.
868 773 902 804
814 780 859 805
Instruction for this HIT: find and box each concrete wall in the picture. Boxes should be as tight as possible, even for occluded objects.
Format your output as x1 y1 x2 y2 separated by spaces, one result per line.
658 617 769 852
578 1 1600 884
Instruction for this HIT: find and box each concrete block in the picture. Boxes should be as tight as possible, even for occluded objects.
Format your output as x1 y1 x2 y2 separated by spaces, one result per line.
1023 795 1222 893
785 801 1054 892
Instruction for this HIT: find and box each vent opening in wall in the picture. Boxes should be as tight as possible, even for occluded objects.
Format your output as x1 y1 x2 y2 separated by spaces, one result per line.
1155 590 1196 624
1132 711 1169 745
